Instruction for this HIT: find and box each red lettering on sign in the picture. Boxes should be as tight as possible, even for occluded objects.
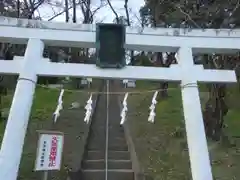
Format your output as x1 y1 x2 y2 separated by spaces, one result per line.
48 136 58 168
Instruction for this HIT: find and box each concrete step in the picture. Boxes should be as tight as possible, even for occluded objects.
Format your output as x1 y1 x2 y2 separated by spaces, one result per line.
82 160 132 170
108 144 128 151
90 125 124 130
89 129 125 136
88 129 126 135
87 144 128 151
86 144 105 151
87 136 126 140
85 151 130 160
82 159 105 169
109 138 127 143
91 122 106 129
109 126 124 129
109 125 124 128
87 141 127 148
108 160 132 169
108 133 125 137
87 136 126 143
110 136 126 141
87 133 106 138
87 139 127 146
108 128 125 132
82 169 134 180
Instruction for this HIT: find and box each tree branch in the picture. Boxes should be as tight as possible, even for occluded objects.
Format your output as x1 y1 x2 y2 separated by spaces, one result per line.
65 0 69 22
174 4 201 28
90 3 107 20
124 0 130 26
220 0 240 28
106 0 119 23
48 2 83 21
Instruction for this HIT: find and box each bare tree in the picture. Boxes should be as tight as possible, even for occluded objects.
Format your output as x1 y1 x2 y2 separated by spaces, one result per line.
65 0 69 22
106 0 119 23
124 0 130 25
80 0 106 24
72 0 76 22
22 0 45 19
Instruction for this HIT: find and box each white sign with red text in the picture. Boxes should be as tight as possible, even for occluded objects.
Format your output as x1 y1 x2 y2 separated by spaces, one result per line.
35 131 64 171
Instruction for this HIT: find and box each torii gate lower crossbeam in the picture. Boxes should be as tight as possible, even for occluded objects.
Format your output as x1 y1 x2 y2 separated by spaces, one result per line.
0 39 237 180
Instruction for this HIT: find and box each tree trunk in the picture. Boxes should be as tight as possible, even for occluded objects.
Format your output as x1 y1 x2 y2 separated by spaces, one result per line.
155 52 176 99
65 0 69 22
160 82 168 98
202 55 229 141
72 0 76 23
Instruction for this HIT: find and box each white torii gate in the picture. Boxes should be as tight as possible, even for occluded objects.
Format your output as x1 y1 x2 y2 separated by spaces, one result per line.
0 16 238 180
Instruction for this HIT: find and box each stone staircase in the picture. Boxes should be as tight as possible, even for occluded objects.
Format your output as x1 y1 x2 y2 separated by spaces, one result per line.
81 81 134 180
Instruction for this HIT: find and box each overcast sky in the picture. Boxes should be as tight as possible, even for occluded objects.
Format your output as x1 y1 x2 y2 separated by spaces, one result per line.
38 0 144 25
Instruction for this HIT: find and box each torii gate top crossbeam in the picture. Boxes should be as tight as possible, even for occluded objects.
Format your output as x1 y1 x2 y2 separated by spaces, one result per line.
0 18 238 180
1 16 240 53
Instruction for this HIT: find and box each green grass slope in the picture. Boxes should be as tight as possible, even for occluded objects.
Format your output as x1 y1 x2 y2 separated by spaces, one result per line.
0 86 91 180
127 82 240 180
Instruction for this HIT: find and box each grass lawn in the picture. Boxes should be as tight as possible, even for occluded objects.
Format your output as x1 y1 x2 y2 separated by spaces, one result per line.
0 85 96 180
127 81 240 180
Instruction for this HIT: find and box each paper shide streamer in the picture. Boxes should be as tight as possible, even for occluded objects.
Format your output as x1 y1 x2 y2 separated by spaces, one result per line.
53 89 64 123
148 91 158 123
120 93 129 125
84 93 93 124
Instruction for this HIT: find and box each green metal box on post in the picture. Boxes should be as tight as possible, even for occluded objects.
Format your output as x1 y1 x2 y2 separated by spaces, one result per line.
96 23 126 68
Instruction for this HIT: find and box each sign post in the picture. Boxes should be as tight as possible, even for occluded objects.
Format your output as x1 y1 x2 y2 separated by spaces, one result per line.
34 131 64 180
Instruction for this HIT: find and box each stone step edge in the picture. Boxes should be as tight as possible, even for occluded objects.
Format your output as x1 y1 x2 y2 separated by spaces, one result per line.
82 169 133 172
83 159 131 162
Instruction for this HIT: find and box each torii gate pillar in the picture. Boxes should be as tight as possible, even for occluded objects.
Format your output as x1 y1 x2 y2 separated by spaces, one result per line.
177 47 212 180
0 39 44 180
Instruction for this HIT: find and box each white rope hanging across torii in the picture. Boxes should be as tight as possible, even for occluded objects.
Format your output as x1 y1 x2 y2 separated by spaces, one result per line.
53 89 65 123
120 92 129 125
84 93 93 124
148 91 158 123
